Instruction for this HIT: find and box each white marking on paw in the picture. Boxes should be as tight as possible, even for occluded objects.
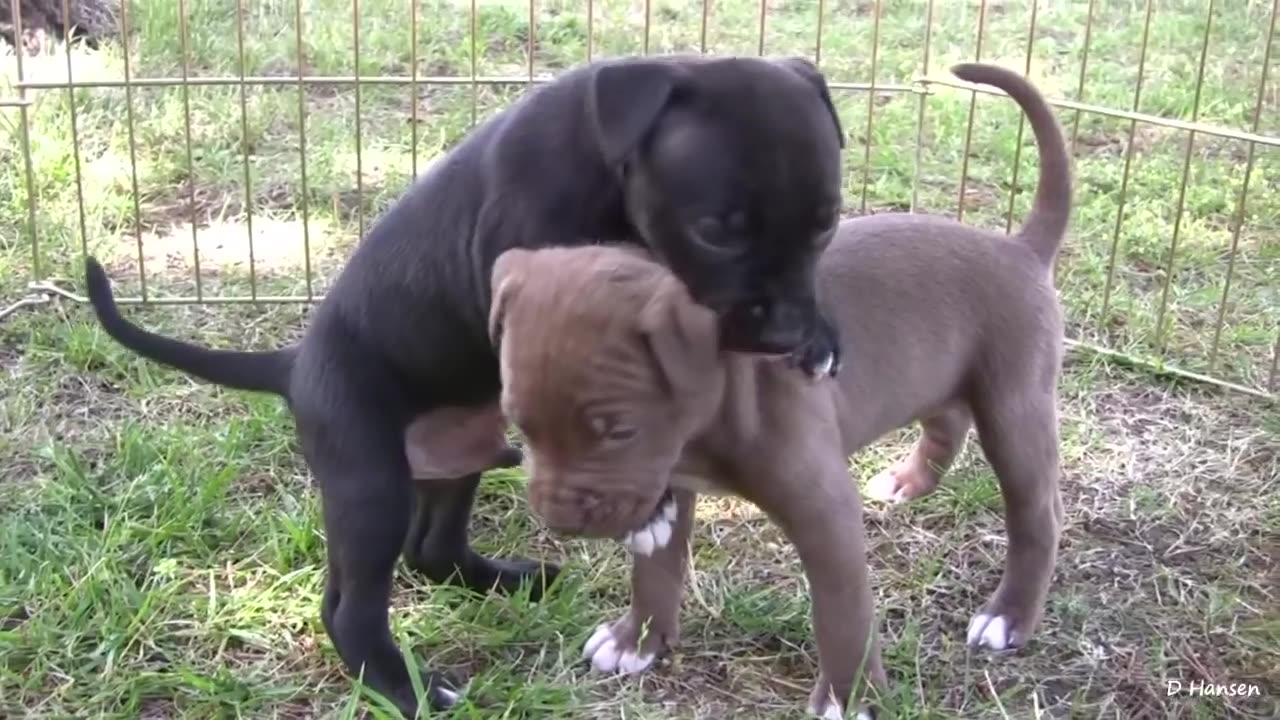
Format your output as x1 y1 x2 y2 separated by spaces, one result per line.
856 710 874 720
864 469 907 504
618 647 655 673
583 624 655 674
807 700 845 720
621 495 678 556
434 686 461 706
583 623 613 659
966 613 1010 650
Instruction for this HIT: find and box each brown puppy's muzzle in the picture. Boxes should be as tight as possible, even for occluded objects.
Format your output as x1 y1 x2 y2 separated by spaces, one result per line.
527 468 670 540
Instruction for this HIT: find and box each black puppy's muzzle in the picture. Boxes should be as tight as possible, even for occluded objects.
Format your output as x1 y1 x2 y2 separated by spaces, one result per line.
718 296 818 355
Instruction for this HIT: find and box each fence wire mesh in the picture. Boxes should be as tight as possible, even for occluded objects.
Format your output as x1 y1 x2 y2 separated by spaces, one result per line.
1 0 1277 397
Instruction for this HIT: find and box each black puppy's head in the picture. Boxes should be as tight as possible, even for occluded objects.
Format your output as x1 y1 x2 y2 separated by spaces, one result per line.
588 55 845 356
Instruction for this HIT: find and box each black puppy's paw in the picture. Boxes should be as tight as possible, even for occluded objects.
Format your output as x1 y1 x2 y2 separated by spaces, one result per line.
391 670 465 716
787 315 841 380
424 670 465 710
467 554 562 601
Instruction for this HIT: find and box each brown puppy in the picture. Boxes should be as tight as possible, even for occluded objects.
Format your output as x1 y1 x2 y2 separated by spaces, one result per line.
415 62 1070 717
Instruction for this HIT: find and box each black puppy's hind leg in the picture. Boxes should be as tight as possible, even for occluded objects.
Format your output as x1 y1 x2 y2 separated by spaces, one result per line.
403 475 560 600
302 405 460 715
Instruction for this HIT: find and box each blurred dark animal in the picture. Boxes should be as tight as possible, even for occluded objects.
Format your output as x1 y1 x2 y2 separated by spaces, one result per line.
0 0 118 54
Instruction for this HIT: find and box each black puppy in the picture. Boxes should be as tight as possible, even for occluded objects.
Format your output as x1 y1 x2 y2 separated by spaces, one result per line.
83 54 846 714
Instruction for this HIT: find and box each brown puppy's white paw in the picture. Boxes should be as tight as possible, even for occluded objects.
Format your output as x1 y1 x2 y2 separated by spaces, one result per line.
864 469 911 504
808 683 877 720
967 612 1017 650
582 622 657 674
621 495 678 557
807 699 875 720
864 458 942 504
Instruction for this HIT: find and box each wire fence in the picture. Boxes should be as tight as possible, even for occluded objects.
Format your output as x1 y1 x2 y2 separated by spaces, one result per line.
1 0 1277 398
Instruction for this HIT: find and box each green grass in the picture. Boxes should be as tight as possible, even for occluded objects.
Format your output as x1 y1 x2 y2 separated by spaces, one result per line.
1 0 1278 717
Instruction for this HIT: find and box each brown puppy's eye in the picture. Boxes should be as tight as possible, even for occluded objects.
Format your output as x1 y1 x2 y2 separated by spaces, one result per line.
587 415 609 436
588 414 637 443
607 426 638 443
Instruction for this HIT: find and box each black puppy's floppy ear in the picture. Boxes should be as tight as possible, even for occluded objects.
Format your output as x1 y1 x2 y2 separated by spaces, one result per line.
588 61 682 167
489 249 532 347
775 56 845 149
639 276 720 396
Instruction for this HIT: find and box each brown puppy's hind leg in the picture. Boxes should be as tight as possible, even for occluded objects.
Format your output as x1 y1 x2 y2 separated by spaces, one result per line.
966 387 1063 652
584 489 696 674
865 402 971 504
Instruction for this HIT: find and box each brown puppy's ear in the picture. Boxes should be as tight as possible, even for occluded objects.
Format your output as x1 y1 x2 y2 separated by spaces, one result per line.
588 61 684 166
774 56 845 149
638 277 720 396
489 249 532 347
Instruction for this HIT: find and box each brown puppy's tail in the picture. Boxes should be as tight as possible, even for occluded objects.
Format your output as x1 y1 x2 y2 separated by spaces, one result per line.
950 63 1072 267
84 257 295 397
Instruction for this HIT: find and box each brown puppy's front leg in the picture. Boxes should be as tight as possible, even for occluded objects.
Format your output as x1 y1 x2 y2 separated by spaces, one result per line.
747 455 885 720
584 489 696 674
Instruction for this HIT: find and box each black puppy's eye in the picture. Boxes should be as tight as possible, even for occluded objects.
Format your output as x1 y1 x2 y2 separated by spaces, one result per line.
690 215 743 254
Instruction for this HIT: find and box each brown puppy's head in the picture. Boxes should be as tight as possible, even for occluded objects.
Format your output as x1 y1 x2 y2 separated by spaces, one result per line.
490 246 720 539
590 55 845 356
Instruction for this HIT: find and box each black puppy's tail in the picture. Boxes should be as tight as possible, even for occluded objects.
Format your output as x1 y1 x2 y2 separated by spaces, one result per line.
84 257 294 396
950 63 1072 268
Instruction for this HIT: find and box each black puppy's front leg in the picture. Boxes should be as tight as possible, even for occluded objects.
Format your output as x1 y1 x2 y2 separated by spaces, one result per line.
403 475 560 599
788 311 842 379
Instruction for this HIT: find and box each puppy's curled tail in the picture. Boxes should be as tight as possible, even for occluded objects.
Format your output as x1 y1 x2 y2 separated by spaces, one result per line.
84 257 294 396
950 63 1072 267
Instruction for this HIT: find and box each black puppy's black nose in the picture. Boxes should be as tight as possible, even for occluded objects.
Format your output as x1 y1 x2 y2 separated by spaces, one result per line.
766 300 810 333
725 298 813 354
